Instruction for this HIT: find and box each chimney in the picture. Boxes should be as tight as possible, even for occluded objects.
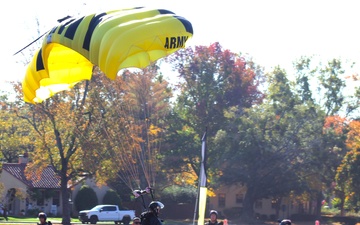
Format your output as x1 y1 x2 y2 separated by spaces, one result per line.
18 154 29 164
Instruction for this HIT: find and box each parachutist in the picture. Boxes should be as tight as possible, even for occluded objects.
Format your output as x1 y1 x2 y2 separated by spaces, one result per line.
140 201 164 225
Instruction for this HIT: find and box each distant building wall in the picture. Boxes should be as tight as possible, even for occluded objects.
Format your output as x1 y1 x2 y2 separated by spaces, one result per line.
208 184 310 220
0 170 27 215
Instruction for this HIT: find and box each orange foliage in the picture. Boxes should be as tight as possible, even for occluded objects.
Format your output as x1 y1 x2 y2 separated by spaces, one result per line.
346 120 360 149
323 115 348 135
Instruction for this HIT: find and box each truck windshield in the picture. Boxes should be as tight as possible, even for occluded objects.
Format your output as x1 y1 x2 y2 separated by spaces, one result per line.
91 206 104 210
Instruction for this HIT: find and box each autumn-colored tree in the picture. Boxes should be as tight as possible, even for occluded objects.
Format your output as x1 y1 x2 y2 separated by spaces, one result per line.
12 78 110 225
82 65 172 198
163 42 265 194
0 93 34 162
10 62 172 225
335 120 360 213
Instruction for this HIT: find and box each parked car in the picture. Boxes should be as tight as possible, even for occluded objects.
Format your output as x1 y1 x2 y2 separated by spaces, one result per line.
78 204 135 224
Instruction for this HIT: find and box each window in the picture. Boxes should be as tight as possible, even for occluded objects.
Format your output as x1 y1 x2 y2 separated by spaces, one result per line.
254 200 262 209
218 193 226 207
52 191 60 206
37 190 45 206
236 194 243 204
103 206 117 211
271 198 278 209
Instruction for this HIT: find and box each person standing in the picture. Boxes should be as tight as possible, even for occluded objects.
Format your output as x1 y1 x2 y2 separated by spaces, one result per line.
132 217 142 225
37 212 52 225
2 205 8 221
205 210 223 225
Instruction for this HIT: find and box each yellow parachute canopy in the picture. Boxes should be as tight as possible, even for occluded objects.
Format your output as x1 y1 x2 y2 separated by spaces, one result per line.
22 7 193 104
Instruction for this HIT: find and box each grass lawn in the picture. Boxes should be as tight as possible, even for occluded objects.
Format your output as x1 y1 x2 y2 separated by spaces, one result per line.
0 216 80 223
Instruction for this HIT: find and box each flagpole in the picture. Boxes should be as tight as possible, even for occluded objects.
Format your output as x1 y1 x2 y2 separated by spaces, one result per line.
195 130 207 225
192 175 201 225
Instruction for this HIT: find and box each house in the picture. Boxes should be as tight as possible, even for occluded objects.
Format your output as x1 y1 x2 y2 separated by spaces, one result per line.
0 154 110 217
0 154 61 216
208 184 313 220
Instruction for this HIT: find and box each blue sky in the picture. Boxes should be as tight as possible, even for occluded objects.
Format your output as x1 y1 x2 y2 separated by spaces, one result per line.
3 0 360 86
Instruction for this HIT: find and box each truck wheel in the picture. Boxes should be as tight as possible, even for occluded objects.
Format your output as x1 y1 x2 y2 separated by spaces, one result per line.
122 216 131 225
90 216 98 224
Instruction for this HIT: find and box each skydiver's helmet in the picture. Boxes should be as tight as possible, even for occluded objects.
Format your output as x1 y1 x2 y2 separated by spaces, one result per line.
38 212 47 220
148 201 164 215
279 219 291 225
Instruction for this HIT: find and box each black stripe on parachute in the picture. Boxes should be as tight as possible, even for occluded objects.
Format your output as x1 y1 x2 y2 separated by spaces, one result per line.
174 16 193 34
158 9 175 15
83 12 107 51
63 18 82 38
36 48 45 71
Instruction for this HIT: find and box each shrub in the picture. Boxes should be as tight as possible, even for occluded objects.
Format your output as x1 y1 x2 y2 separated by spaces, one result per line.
26 208 40 217
332 198 342 209
103 189 122 207
269 214 277 221
223 207 242 219
160 185 197 204
74 185 98 211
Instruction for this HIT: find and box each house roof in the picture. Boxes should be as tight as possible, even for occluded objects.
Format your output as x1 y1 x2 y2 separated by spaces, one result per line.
2 163 61 189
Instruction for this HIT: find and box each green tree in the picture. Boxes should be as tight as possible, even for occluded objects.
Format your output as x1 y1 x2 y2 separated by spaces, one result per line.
217 67 325 220
294 56 315 104
318 59 346 116
295 57 357 216
292 57 358 218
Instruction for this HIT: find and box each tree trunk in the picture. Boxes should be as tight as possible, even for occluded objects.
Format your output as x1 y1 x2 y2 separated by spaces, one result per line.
61 165 71 225
242 187 255 222
315 190 323 220
274 198 282 219
339 191 345 216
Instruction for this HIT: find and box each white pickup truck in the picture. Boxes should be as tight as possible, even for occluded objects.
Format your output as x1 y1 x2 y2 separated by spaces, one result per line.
78 204 135 224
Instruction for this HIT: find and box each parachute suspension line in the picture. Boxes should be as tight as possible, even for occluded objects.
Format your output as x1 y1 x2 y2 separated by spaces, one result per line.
137 109 155 189
109 94 143 191
13 15 73 56
131 68 167 192
108 80 159 193
13 30 50 56
92 125 139 190
100 117 139 191
144 99 163 190
77 125 136 190
81 77 141 192
124 89 154 190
